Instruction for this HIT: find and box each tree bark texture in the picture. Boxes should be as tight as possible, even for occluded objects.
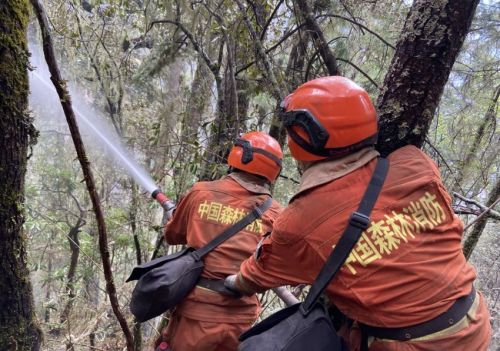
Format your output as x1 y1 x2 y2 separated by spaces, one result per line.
129 183 143 351
175 56 212 195
0 0 42 349
454 85 499 192
376 0 480 157
30 0 134 349
59 219 84 327
463 178 500 259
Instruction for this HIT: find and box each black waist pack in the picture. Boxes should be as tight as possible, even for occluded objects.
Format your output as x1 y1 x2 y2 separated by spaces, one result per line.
240 302 345 351
239 158 389 351
126 197 272 323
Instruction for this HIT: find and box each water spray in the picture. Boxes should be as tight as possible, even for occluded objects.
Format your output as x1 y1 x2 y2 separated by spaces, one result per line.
31 56 175 212
29 55 172 212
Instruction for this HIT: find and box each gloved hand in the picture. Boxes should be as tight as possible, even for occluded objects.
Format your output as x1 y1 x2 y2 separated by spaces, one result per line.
224 274 240 293
161 200 176 225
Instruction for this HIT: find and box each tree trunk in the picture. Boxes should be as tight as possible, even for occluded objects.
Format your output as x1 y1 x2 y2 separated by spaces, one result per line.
60 219 83 330
376 0 480 156
44 255 52 323
175 56 212 195
0 0 42 349
129 182 143 351
463 178 500 259
199 71 230 181
453 85 499 192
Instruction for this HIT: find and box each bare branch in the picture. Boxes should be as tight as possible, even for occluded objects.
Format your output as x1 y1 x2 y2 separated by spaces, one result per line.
30 1 134 349
260 0 285 41
278 174 300 184
294 0 339 75
235 0 285 100
236 23 305 75
464 195 500 236
236 10 394 76
454 192 500 220
321 14 395 50
304 36 347 80
149 19 220 76
336 58 379 88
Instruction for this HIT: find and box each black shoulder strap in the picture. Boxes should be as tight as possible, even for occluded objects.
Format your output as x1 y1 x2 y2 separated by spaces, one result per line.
193 197 273 259
301 158 389 315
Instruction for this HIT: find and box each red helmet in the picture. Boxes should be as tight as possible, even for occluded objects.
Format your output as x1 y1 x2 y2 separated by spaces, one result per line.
227 131 283 182
280 76 377 161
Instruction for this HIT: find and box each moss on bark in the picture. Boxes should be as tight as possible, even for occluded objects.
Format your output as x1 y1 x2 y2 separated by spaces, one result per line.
0 0 42 350
376 0 480 156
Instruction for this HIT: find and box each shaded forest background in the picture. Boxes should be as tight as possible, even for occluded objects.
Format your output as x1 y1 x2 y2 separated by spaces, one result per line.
1 0 498 350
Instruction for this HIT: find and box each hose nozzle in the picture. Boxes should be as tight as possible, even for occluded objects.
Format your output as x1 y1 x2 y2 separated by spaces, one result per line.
152 189 176 211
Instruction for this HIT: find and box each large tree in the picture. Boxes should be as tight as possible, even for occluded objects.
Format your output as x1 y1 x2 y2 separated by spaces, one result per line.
376 0 480 156
0 0 42 349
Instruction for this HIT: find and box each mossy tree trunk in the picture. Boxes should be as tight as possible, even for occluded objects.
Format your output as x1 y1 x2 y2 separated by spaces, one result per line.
0 0 42 349
463 178 500 259
376 0 480 157
453 85 499 192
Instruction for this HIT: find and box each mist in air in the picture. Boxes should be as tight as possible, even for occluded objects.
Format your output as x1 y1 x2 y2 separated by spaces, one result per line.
28 43 158 193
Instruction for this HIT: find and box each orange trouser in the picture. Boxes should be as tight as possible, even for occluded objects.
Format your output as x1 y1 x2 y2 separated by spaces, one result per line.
341 292 491 351
163 311 253 351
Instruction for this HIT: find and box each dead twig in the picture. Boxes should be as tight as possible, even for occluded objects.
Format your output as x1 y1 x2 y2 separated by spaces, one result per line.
30 1 134 349
464 197 500 232
453 192 500 220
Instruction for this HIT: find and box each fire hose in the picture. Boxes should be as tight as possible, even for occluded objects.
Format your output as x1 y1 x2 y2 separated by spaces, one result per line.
272 286 300 306
151 188 176 212
151 189 301 307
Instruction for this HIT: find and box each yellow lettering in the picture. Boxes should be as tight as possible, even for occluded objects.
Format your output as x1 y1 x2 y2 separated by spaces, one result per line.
232 208 247 224
404 200 434 232
384 212 415 243
419 192 446 225
352 233 382 267
367 219 400 255
207 202 223 221
219 205 235 224
197 200 210 219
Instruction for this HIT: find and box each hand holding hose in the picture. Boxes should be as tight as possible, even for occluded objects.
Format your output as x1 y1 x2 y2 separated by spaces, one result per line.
152 189 176 222
224 275 300 307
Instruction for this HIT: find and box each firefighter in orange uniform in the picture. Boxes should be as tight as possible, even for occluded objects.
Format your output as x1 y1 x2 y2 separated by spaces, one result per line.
226 77 492 350
159 131 283 351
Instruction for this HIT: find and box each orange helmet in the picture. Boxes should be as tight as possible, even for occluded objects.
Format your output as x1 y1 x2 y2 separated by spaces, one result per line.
227 131 283 182
280 76 377 161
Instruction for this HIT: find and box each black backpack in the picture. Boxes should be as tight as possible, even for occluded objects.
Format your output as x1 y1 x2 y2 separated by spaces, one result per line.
127 197 273 322
239 158 389 351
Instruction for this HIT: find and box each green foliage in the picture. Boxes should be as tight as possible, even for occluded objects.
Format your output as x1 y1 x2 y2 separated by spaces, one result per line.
23 0 499 349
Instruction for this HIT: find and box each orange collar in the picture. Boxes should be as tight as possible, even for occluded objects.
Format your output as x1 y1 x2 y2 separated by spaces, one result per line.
227 172 271 195
293 147 379 200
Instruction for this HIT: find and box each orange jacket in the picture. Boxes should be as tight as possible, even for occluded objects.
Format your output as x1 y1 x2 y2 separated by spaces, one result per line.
164 172 282 322
237 146 478 328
